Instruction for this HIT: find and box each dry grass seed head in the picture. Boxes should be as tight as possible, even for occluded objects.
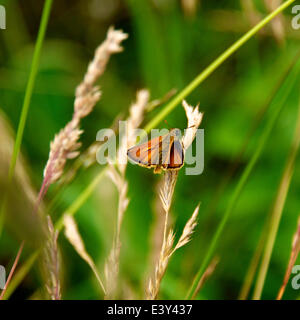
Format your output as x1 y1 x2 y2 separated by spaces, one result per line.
43 216 61 300
174 204 199 252
182 100 204 150
64 215 106 294
159 171 178 214
44 124 83 185
147 203 200 299
147 229 175 300
77 27 128 95
43 27 128 186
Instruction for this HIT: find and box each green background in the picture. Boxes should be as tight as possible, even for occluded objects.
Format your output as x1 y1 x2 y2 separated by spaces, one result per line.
0 0 300 300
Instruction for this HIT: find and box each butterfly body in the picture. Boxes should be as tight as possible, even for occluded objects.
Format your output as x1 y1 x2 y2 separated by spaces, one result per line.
127 128 184 174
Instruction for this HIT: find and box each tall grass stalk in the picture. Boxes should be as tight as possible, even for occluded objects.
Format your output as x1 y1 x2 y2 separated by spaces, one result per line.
3 0 296 298
104 90 148 299
186 57 300 300
0 242 24 300
252 96 300 300
191 257 219 300
2 251 40 300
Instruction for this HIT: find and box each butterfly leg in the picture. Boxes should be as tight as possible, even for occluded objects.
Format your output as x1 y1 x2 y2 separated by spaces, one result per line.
154 165 162 174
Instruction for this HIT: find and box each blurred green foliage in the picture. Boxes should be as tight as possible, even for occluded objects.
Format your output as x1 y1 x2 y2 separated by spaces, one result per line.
0 0 300 299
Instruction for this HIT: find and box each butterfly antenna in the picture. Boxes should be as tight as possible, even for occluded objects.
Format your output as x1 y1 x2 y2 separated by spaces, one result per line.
187 124 196 129
164 119 172 129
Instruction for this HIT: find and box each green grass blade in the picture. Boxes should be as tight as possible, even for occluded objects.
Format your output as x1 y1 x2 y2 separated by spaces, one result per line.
144 0 296 133
8 0 53 181
186 56 300 300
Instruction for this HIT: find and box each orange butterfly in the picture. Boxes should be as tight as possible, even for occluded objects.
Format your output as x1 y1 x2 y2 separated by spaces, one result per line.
127 128 184 174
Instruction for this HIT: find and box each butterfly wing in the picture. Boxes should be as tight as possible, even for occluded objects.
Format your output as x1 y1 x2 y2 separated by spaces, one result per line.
127 135 162 167
160 134 175 167
167 139 184 169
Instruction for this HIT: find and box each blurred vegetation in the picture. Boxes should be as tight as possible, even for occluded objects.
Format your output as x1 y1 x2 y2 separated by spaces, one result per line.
0 0 300 299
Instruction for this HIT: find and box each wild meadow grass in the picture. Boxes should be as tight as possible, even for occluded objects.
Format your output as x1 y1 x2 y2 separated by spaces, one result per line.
1 0 300 300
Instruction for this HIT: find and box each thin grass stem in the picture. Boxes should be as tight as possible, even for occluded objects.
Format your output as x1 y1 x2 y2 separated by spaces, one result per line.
0 0 53 234
0 241 24 300
1 251 40 300
238 222 268 299
8 0 53 181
